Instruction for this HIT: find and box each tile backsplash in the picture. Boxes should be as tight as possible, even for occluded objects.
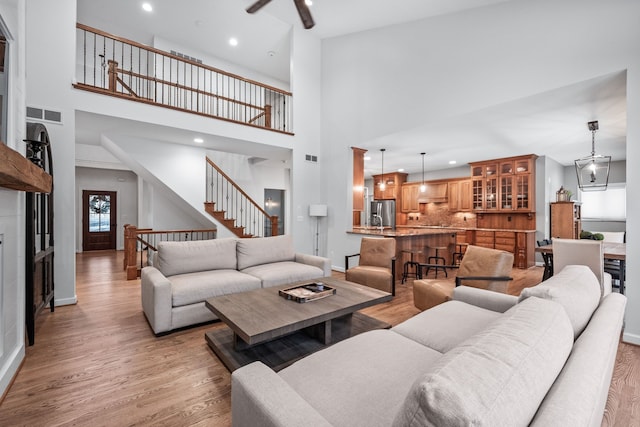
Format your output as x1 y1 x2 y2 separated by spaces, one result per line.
406 203 477 228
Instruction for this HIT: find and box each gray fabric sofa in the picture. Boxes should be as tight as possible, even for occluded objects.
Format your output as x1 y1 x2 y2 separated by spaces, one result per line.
231 265 626 427
141 235 331 334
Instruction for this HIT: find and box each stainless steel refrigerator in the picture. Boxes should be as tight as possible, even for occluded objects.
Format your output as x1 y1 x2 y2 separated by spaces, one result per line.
370 200 396 228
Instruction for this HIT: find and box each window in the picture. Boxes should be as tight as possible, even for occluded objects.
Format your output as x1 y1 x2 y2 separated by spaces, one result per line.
579 184 626 220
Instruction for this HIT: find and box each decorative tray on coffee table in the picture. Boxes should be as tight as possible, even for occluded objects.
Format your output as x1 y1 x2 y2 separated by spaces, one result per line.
279 282 336 303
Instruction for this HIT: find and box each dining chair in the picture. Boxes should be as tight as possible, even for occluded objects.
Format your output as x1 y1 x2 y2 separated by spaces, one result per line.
551 238 612 296
345 237 396 295
537 238 553 281
599 232 625 290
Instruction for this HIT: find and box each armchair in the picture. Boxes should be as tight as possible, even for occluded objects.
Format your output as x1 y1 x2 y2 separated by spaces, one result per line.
345 237 396 295
413 245 513 311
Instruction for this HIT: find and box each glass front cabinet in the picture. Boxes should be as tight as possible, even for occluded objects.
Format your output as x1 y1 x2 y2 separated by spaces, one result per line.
470 154 536 213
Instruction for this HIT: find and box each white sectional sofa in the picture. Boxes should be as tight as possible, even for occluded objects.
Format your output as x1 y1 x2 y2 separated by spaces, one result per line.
232 265 626 427
141 235 331 335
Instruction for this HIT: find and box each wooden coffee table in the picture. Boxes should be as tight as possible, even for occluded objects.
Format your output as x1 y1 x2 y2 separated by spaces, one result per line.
204 277 392 372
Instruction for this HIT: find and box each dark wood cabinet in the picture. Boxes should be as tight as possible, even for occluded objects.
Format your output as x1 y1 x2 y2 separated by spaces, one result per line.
550 201 581 239
25 122 54 346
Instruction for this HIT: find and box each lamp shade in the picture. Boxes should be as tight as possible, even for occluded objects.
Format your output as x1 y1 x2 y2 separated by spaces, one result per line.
309 204 328 217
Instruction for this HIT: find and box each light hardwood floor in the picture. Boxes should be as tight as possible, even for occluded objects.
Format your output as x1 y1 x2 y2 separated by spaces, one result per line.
0 250 637 426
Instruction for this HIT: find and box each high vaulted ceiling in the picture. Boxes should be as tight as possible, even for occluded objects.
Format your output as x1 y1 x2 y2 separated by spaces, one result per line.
76 0 627 176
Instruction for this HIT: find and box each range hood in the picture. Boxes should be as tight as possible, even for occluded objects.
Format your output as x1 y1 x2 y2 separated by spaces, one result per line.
417 182 448 203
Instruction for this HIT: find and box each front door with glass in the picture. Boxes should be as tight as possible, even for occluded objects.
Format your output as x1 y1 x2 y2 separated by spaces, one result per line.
82 190 117 251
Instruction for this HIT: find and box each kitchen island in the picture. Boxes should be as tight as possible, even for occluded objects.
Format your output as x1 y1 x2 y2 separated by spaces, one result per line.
348 227 460 281
348 225 537 280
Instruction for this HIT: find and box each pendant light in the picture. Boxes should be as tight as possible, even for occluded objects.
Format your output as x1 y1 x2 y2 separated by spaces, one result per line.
420 152 426 192
574 120 611 192
379 148 386 190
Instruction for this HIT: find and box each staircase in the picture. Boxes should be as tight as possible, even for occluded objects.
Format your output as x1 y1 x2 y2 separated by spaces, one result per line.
205 157 278 238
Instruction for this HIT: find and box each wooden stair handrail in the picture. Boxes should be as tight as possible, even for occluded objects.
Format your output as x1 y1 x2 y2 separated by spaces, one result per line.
206 157 272 219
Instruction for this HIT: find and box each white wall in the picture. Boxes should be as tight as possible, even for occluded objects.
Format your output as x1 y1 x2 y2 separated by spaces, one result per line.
0 0 27 398
321 0 640 340
26 0 77 306
75 167 137 251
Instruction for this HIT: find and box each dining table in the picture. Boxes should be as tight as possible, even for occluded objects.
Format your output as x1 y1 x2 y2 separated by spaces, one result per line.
535 242 626 294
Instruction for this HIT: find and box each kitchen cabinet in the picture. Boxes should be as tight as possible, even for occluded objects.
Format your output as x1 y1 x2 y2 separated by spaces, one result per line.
401 183 420 212
352 147 367 212
498 157 535 211
470 154 536 213
550 201 581 239
474 230 495 249
448 179 471 212
494 230 515 253
471 162 498 211
468 229 535 268
373 172 407 200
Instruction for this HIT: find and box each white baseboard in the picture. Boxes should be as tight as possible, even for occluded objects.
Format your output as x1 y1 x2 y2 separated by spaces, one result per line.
333 265 345 273
622 331 640 346
0 343 25 398
55 296 78 306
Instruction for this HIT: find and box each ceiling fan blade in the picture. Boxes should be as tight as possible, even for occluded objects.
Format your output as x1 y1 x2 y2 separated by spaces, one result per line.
293 0 315 29
246 0 273 14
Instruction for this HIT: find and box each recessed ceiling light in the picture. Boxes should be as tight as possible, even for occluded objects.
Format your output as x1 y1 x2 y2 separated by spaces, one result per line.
229 38 238 47
305 0 313 6
142 2 152 12
398 168 405 172
449 160 457 165
194 137 204 143
364 156 371 161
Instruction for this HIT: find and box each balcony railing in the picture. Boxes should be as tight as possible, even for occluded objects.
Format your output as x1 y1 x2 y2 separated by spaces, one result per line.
75 23 293 134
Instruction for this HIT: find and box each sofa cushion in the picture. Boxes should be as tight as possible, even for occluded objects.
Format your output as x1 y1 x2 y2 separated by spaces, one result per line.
519 265 600 339
279 329 442 427
236 235 295 270
345 266 393 293
393 297 574 427
156 238 237 277
170 269 261 307
530 293 627 427
241 261 324 288
392 300 501 353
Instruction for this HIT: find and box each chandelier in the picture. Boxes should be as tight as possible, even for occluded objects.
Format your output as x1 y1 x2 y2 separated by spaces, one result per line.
574 120 610 192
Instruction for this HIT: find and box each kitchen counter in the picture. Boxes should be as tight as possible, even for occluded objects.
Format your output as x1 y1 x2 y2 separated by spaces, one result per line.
348 226 537 271
396 225 536 233
348 227 462 237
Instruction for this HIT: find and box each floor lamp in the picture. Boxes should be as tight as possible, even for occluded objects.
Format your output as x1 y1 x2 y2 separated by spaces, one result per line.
309 204 328 256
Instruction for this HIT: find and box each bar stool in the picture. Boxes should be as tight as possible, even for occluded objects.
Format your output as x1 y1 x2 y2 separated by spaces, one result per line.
401 249 422 283
423 245 448 278
452 242 468 266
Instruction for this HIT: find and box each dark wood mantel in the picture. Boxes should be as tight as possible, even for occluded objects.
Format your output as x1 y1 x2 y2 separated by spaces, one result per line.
0 142 52 193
